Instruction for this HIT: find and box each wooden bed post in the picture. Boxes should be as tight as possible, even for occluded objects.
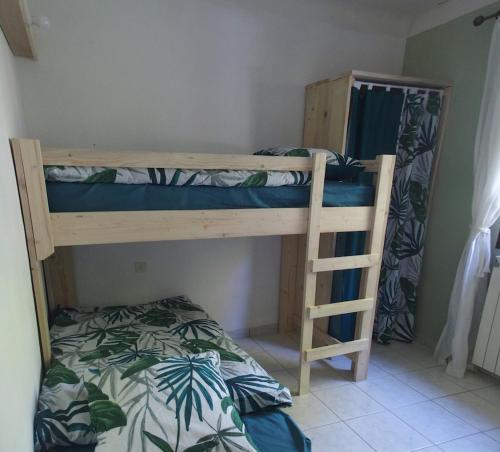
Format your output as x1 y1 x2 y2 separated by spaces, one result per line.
352 155 395 380
11 138 54 368
298 153 327 394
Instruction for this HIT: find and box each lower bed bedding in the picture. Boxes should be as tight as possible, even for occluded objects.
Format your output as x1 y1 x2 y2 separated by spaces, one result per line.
50 410 310 452
36 296 310 451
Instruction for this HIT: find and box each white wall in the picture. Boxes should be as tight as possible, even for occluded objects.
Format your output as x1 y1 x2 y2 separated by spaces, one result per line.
0 35 40 451
17 0 407 332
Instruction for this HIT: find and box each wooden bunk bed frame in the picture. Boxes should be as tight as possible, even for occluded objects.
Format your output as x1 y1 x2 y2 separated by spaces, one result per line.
11 138 395 395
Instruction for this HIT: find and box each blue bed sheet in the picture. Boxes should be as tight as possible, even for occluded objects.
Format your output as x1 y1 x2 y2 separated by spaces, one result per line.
46 181 374 212
242 409 311 452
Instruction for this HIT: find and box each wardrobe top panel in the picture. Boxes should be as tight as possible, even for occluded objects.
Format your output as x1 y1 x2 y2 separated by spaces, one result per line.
307 70 453 90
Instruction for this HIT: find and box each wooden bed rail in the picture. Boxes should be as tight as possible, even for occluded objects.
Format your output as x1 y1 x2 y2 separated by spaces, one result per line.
42 147 381 173
50 207 374 246
42 148 314 171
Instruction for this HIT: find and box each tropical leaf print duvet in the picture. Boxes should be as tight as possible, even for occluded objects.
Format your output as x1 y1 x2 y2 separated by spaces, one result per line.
46 296 292 451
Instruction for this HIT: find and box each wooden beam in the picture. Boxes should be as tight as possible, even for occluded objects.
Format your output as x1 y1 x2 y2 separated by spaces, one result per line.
0 0 35 58
305 339 369 362
311 253 379 273
352 155 395 381
279 235 299 333
11 139 51 368
50 207 374 246
308 298 374 319
298 153 327 395
12 139 54 260
42 148 313 172
44 247 77 310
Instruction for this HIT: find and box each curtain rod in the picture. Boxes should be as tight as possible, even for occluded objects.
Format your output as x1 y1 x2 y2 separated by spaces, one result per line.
473 10 500 26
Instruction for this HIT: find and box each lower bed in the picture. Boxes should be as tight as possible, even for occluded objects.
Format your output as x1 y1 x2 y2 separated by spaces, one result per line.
37 296 310 451
46 180 374 212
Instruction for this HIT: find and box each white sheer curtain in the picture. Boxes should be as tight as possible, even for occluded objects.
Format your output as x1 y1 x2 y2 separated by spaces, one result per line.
435 21 500 378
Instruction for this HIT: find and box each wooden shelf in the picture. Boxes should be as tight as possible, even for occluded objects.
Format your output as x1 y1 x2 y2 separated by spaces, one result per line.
0 0 35 58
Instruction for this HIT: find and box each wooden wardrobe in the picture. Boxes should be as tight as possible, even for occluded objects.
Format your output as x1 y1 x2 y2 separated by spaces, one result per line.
278 70 452 347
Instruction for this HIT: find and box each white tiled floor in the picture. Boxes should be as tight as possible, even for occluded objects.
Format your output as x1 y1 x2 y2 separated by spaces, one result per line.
237 333 500 452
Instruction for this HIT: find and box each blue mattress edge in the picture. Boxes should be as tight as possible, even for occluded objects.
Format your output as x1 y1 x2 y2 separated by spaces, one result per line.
46 181 375 212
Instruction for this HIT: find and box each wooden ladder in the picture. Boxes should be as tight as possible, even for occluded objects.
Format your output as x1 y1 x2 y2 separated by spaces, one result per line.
298 153 395 395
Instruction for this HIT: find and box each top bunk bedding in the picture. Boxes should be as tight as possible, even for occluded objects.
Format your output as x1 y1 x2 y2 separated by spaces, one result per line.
44 147 373 212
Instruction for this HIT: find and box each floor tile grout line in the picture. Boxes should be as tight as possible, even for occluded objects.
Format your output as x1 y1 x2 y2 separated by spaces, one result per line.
383 399 478 447
430 390 500 433
390 368 472 400
437 430 499 448
342 420 377 451
353 372 431 406
484 428 500 445
303 420 376 451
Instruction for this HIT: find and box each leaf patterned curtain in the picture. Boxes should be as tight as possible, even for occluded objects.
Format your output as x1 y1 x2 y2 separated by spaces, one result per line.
374 89 443 343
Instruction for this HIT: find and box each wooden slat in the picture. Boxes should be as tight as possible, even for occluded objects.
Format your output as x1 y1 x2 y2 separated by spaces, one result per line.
298 153 327 395
43 247 77 310
308 298 374 319
305 339 369 362
12 139 54 260
42 148 313 171
311 253 379 273
0 0 35 58
293 235 307 332
10 139 51 368
352 155 396 381
50 207 373 246
314 233 336 333
279 235 299 333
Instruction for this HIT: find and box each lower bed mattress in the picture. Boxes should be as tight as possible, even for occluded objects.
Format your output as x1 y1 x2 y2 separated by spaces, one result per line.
36 296 310 451
46 180 374 212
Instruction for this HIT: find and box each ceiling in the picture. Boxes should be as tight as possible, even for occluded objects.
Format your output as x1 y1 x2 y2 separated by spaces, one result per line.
348 0 451 16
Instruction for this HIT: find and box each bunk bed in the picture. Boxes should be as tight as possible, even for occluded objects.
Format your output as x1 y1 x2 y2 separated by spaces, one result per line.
12 138 395 449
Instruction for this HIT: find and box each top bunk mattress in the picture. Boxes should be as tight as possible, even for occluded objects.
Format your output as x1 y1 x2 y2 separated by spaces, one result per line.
46 181 375 212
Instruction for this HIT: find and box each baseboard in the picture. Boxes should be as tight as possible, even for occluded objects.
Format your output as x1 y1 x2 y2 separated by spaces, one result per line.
227 328 249 339
249 323 278 337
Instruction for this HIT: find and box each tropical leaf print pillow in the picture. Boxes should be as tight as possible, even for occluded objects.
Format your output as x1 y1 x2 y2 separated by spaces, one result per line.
96 351 258 452
34 361 126 451
255 147 365 181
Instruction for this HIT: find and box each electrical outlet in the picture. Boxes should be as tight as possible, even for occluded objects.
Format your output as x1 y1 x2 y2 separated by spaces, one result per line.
134 261 147 273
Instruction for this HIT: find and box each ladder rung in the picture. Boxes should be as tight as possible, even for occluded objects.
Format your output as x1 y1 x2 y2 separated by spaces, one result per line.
305 338 369 362
311 253 379 273
307 298 374 319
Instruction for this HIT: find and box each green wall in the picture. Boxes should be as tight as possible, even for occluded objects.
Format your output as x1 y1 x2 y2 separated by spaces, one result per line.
403 3 499 347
